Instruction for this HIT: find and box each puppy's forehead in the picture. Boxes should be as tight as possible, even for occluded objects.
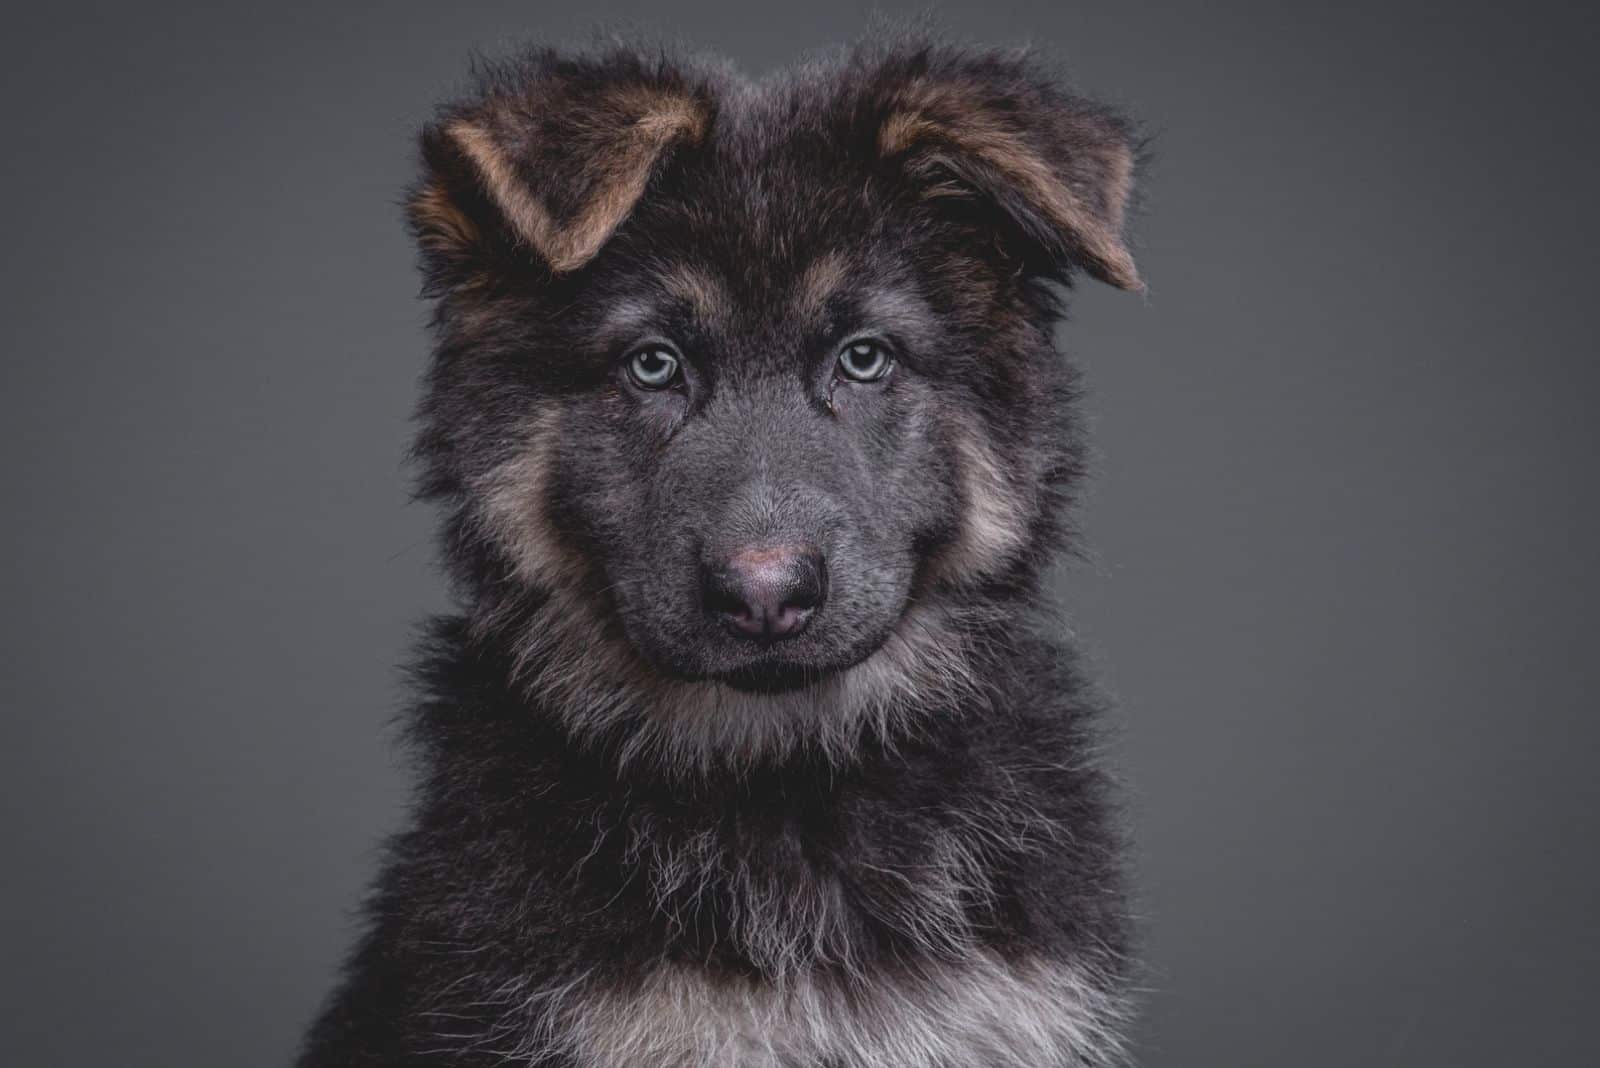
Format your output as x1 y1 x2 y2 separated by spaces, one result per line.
662 118 883 281
602 251 932 350
607 113 938 343
662 263 731 324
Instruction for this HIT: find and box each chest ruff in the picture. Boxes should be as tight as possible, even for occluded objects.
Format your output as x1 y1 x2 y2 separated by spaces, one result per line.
501 952 1127 1068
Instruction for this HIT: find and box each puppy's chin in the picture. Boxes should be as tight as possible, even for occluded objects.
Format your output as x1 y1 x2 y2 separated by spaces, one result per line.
644 643 874 695
709 632 896 694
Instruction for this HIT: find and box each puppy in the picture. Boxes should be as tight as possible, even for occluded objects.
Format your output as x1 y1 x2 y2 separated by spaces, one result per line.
299 32 1145 1068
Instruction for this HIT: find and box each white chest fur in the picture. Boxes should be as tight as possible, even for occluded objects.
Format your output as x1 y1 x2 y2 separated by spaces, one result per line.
525 952 1127 1068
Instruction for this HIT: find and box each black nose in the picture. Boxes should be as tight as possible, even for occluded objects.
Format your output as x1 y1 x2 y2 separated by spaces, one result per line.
704 545 826 641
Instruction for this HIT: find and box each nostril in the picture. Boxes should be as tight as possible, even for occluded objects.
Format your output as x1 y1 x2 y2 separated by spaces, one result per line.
770 552 824 637
705 569 764 635
704 545 826 642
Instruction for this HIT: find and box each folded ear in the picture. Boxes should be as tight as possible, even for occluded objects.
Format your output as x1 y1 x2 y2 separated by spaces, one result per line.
408 50 713 283
868 47 1142 291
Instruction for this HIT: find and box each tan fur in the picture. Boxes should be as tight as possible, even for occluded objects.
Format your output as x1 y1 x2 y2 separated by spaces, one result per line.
450 89 708 273
793 251 850 319
930 425 1033 585
471 408 578 589
662 263 732 327
408 180 480 253
879 83 1140 291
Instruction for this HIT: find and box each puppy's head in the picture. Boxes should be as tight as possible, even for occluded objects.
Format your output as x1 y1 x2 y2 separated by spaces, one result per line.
409 39 1140 767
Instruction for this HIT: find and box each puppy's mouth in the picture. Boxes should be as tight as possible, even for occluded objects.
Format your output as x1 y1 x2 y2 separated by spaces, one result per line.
717 661 821 694
615 584 912 695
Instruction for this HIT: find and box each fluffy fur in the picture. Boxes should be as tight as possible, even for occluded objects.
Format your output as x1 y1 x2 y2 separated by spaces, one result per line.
300 29 1145 1068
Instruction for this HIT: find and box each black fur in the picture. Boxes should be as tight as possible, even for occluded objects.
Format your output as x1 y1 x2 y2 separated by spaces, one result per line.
301 31 1144 1067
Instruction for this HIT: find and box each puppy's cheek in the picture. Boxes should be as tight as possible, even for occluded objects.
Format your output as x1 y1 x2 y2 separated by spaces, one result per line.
470 405 585 589
925 425 1033 586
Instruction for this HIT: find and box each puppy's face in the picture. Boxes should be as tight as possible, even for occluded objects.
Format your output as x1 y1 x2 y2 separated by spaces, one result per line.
552 246 947 691
410 42 1139 726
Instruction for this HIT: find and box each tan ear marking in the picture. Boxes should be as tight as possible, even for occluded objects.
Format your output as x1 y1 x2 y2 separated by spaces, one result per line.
610 86 711 143
449 90 709 274
408 180 481 252
878 112 940 157
447 118 555 259
880 84 1140 291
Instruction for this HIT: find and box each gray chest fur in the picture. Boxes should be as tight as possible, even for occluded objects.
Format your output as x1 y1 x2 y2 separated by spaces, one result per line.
493 952 1127 1068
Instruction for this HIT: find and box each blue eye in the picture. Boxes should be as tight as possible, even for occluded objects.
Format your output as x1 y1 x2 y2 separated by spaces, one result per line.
626 346 680 389
837 339 892 382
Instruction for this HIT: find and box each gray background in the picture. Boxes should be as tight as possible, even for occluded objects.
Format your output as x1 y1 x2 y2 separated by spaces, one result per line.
3 1 1596 1065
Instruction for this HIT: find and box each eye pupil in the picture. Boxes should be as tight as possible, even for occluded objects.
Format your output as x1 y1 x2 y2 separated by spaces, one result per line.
627 346 679 389
838 340 890 382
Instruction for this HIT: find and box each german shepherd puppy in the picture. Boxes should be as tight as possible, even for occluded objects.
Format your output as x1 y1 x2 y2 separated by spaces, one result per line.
300 31 1145 1068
